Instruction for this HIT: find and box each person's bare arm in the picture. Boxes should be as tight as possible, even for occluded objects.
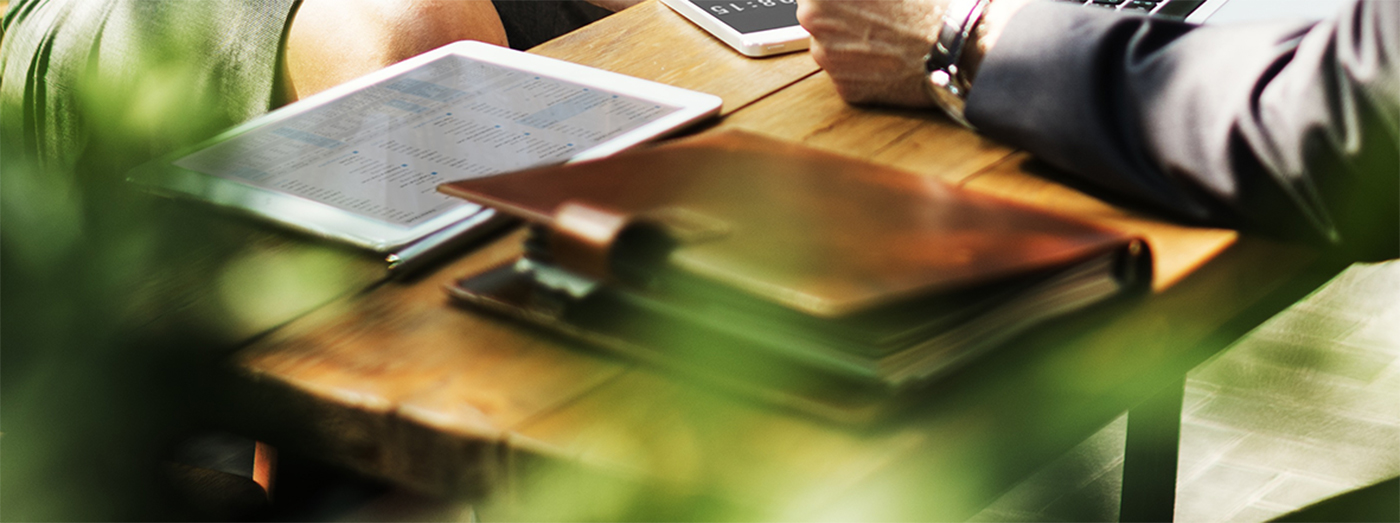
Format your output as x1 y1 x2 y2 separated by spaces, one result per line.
282 0 507 100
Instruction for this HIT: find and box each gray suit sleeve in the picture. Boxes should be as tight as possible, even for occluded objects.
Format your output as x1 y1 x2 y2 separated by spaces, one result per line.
964 0 1398 258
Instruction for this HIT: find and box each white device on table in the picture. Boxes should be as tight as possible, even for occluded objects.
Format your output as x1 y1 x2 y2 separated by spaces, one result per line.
129 41 722 253
661 0 809 57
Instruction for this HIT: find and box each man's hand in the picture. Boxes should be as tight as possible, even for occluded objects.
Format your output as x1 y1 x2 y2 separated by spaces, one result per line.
797 0 1032 108
797 0 950 107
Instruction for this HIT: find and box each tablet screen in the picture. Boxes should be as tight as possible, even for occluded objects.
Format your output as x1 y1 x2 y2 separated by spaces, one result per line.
174 54 683 228
689 0 798 34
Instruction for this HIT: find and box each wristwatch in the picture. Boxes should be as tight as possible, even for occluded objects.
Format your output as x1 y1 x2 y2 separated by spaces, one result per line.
924 0 992 128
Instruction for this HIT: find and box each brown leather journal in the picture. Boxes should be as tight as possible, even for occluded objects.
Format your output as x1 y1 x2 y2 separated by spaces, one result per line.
440 130 1148 411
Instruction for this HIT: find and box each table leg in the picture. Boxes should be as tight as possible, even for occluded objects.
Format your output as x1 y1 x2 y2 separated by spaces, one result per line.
1120 378 1185 522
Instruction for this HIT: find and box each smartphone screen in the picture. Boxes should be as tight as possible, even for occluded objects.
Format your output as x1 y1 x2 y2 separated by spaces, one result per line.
689 0 798 34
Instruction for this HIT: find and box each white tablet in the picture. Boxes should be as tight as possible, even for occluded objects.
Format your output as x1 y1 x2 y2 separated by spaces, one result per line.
661 0 809 57
129 41 722 252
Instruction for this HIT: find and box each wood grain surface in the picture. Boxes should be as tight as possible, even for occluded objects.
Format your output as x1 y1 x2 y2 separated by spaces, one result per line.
219 1 1326 519
716 71 1015 183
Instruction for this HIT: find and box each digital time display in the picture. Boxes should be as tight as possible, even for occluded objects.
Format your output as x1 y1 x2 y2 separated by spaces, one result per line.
692 0 798 34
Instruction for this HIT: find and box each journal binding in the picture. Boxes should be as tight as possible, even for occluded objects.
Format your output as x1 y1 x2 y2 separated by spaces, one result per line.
439 130 1149 410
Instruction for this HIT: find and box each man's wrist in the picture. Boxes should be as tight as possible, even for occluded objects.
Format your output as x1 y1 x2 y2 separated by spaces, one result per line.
961 0 1034 84
923 0 992 127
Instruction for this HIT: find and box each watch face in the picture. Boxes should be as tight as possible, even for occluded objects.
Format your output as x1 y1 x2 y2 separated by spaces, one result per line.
689 0 798 34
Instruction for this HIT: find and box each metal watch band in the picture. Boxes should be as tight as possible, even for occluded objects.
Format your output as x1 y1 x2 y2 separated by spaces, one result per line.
924 0 992 128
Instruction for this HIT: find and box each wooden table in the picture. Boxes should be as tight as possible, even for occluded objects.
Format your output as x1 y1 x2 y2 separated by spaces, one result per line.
215 2 1332 520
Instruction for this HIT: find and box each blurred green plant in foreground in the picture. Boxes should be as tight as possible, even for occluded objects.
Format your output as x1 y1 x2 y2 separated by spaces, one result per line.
1 3 356 520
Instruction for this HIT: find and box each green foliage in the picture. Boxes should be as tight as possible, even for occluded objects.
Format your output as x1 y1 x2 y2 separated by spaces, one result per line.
0 4 354 519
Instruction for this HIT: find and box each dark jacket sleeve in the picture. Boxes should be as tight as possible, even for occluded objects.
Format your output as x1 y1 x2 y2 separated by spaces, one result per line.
965 0 1399 259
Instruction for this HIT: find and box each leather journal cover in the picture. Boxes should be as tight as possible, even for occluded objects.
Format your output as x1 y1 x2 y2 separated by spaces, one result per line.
439 130 1149 414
